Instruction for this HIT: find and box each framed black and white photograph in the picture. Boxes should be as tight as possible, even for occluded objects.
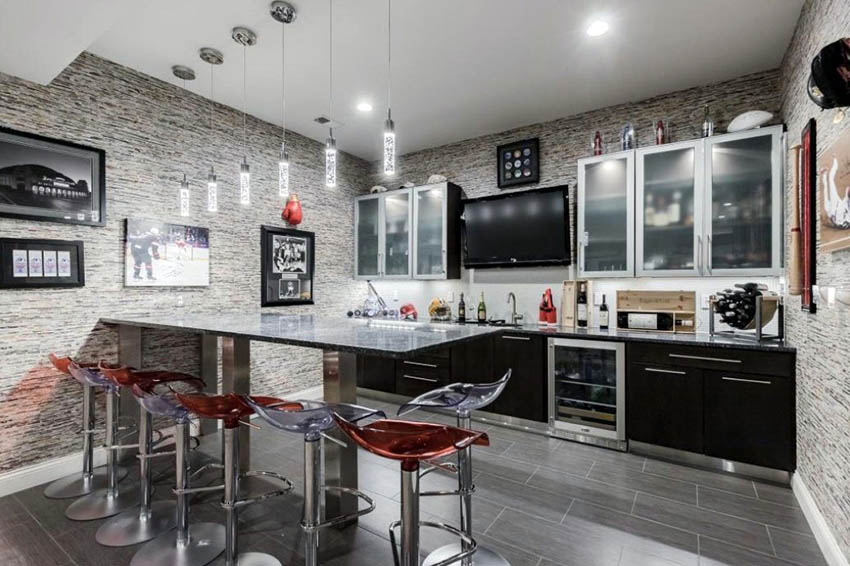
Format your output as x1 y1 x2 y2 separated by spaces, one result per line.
0 126 106 226
262 225 314 306
497 138 539 188
0 238 85 289
124 219 210 287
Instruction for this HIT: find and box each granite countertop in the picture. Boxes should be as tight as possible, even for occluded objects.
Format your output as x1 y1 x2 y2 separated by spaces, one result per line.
100 313 504 358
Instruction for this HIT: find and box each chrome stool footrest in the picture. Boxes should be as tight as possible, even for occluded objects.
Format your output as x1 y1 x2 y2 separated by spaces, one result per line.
302 486 376 532
230 470 293 509
389 520 477 566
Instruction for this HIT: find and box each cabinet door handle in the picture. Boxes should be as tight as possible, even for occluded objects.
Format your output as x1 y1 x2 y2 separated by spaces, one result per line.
669 353 741 364
403 360 438 368
402 374 438 383
502 335 531 341
706 234 713 274
645 367 687 375
721 376 771 385
697 235 703 274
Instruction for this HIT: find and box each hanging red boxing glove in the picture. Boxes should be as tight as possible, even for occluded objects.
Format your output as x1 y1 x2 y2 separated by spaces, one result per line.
282 193 303 226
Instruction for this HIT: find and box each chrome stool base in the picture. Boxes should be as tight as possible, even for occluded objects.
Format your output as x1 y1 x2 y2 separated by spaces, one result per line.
424 543 510 566
95 500 177 546
65 486 138 521
229 552 282 566
130 522 225 566
43 466 129 499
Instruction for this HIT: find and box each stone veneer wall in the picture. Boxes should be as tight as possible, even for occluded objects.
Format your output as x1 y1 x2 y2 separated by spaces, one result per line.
779 0 850 557
0 53 370 472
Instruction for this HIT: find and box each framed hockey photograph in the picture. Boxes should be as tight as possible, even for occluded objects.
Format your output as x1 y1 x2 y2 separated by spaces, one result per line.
124 219 210 287
0 126 106 226
261 225 314 306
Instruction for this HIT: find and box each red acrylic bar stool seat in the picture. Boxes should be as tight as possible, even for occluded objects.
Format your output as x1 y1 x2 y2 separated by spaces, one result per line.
98 362 199 390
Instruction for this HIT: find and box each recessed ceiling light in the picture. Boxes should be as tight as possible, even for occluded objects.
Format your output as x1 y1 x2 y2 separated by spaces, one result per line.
357 101 373 112
586 20 609 37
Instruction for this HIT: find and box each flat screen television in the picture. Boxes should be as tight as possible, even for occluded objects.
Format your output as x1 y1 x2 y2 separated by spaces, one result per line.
462 185 570 268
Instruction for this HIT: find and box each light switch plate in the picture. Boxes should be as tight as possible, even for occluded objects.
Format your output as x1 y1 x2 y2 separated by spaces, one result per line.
701 294 711 310
448 291 455 303
594 292 603 306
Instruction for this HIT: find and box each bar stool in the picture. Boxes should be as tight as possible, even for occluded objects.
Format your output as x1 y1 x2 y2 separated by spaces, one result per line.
64 360 139 520
333 415 487 566
398 371 512 566
243 397 382 566
43 354 128 499
95 366 204 546
177 392 298 566
129 379 226 566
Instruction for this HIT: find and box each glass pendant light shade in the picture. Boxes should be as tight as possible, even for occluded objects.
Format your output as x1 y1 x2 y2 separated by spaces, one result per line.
240 157 250 205
179 173 190 217
325 131 337 188
383 114 396 176
279 142 290 197
207 166 218 212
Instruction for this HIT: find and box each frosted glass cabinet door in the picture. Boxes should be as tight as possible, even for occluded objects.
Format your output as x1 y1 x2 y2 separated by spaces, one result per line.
636 141 703 276
577 151 635 277
414 185 447 278
382 190 411 278
355 196 381 278
705 126 783 275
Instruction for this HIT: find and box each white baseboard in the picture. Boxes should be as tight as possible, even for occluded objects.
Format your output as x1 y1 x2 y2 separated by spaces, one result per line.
0 447 107 498
792 473 850 566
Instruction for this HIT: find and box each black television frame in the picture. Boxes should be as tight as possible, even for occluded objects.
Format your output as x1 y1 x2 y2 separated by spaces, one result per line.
461 185 571 269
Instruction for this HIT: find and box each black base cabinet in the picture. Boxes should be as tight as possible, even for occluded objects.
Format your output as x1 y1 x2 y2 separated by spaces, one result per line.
356 355 396 393
490 333 547 423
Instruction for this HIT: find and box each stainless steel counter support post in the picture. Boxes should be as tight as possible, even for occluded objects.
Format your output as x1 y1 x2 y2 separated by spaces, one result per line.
221 336 250 470
199 334 219 437
118 324 142 464
321 350 359 523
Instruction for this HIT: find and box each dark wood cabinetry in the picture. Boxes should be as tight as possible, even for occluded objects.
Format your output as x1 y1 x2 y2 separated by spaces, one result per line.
490 333 547 422
356 355 396 393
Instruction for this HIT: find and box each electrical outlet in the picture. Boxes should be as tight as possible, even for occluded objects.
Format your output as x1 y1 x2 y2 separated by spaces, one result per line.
448 291 455 303
176 295 184 308
701 293 711 310
828 287 836 307
392 288 399 300
594 292 603 306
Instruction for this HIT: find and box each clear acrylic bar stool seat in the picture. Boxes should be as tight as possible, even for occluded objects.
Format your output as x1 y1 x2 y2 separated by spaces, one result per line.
398 370 512 566
43 354 128 499
243 398 383 566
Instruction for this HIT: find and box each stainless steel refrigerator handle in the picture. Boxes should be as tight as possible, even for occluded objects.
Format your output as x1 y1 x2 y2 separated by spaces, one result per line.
669 353 741 363
722 376 771 385
645 367 687 375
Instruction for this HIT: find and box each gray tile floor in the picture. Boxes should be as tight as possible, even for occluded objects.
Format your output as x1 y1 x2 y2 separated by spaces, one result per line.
0 395 828 566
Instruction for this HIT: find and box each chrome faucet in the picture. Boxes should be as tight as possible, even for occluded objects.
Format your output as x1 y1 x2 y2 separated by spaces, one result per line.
507 292 523 325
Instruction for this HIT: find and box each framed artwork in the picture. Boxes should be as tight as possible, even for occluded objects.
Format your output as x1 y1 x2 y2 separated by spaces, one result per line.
0 126 106 226
818 126 850 253
261 225 314 306
498 138 539 188
124 219 209 287
801 118 817 313
0 238 84 288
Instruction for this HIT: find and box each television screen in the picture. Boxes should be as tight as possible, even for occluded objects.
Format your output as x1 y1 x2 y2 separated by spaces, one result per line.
462 186 570 268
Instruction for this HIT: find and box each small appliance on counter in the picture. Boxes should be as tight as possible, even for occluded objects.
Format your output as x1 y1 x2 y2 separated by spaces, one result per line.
615 290 696 333
709 282 784 342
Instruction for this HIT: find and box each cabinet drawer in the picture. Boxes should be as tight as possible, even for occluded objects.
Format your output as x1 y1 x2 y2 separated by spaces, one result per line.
627 343 794 378
396 357 450 381
396 371 444 398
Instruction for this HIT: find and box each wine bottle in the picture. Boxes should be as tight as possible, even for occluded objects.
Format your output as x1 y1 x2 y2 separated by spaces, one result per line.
599 294 609 330
701 105 714 138
477 292 487 322
577 283 588 328
458 292 466 322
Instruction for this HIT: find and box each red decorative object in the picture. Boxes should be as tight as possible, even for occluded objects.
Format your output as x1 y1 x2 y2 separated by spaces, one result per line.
539 288 557 324
655 120 666 145
281 193 303 226
592 131 603 156
399 303 418 321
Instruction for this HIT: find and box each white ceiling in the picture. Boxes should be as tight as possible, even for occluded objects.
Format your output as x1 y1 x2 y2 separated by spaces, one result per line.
3 1 804 161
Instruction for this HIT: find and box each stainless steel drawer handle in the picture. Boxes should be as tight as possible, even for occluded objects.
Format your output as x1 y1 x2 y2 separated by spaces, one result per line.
502 335 531 341
402 374 438 383
669 354 742 364
403 361 438 368
721 376 771 385
645 367 686 375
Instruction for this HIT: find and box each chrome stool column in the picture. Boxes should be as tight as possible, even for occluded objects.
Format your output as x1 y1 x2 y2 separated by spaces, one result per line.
244 398 382 566
398 370 513 566
43 354 128 499
130 379 226 566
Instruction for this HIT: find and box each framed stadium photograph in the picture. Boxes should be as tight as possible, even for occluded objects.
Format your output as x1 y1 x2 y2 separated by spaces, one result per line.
261 225 314 306
0 126 106 226
124 219 210 287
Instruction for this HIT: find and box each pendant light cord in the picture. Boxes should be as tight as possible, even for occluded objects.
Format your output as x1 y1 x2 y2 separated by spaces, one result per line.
243 44 248 155
328 0 333 122
281 20 286 147
387 0 391 113
209 64 214 134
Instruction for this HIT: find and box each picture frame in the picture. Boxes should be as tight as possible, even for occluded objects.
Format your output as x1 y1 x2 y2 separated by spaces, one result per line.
801 118 817 313
0 238 84 288
497 138 539 188
0 126 106 226
124 219 210 287
817 126 850 253
261 225 315 307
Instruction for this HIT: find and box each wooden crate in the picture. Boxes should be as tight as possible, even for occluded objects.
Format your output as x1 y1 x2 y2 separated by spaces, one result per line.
616 290 696 333
560 280 590 327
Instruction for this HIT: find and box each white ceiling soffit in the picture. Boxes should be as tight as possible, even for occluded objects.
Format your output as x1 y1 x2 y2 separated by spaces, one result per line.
27 0 806 160
0 0 129 85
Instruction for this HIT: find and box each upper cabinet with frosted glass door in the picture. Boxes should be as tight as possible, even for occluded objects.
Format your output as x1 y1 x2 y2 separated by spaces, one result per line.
704 125 783 276
412 182 462 280
577 150 635 277
354 188 411 280
636 140 704 276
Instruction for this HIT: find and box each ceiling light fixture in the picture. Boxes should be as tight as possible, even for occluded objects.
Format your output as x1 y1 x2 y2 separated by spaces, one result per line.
357 101 373 112
383 0 396 176
586 20 609 37
325 0 337 188
271 1 296 199
233 26 257 206
199 47 223 212
172 65 196 217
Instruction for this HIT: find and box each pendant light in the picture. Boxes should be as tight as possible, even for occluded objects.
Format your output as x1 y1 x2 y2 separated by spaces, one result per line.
200 47 223 212
271 2 297 198
325 0 337 188
383 0 396 176
232 27 257 205
172 65 196 217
